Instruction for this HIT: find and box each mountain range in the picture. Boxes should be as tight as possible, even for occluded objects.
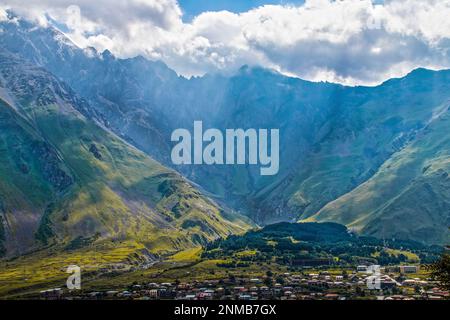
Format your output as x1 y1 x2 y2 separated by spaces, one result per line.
0 15 449 261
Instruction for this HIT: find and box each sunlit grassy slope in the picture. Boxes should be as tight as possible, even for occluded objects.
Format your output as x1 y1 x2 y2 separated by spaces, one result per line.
31 103 246 248
0 240 144 297
309 99 450 244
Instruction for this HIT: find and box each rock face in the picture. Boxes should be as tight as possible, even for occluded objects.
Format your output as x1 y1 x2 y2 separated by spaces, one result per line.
0 18 449 245
31 141 73 192
88 143 102 160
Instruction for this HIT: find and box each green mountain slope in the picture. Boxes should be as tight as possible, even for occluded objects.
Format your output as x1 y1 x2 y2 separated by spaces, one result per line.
309 101 450 244
0 51 248 258
253 68 450 226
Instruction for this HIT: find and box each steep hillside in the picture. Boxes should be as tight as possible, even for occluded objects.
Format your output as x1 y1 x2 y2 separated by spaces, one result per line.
0 50 247 258
0 18 191 164
309 99 450 244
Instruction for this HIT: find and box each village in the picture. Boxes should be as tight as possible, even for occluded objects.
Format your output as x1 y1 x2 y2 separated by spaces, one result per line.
40 264 449 301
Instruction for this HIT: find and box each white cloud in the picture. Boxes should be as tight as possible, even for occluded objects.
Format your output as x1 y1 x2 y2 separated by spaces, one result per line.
1 0 450 85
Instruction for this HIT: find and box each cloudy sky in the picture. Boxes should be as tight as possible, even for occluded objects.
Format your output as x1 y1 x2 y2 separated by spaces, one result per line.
1 0 449 85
